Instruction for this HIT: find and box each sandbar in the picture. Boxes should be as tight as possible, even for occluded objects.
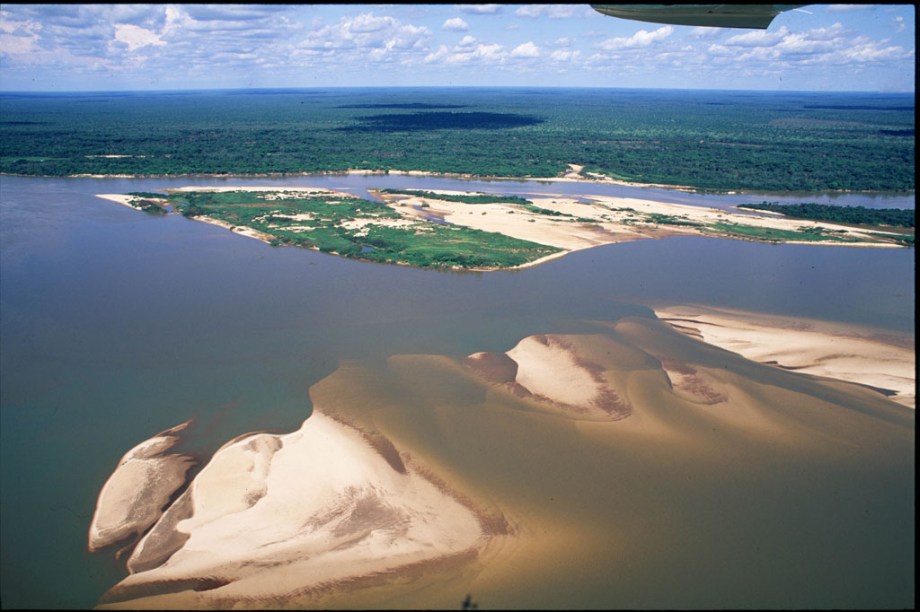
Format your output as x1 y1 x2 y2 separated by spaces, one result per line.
88 421 195 553
97 412 490 608
655 304 915 409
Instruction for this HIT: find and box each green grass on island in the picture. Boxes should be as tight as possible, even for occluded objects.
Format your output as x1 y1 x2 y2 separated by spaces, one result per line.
128 190 561 270
119 186 913 272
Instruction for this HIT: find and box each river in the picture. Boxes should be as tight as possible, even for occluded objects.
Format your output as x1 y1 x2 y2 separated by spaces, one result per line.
0 174 914 608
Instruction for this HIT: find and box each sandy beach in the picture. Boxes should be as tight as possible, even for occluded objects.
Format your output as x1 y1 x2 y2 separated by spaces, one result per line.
96 193 146 210
655 304 915 409
371 188 904 258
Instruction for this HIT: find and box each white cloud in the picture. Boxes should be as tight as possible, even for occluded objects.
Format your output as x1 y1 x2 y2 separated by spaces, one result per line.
826 4 872 12
0 31 39 55
113 23 165 51
511 41 539 58
515 5 584 19
708 20 913 72
442 17 468 32
300 12 431 59
455 4 502 15
550 49 579 62
598 26 673 51
425 40 506 65
725 26 789 47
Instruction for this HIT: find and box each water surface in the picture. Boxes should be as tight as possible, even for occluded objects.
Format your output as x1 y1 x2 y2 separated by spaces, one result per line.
0 175 914 608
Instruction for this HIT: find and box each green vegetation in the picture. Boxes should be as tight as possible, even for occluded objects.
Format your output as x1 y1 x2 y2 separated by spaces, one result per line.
124 192 169 214
738 202 915 228
379 189 532 205
157 189 560 269
1 88 913 191
644 213 703 227
706 222 861 243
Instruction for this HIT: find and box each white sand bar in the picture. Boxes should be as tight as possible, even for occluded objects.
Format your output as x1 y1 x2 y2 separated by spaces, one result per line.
507 335 601 407
88 421 195 552
656 305 915 409
100 411 487 607
96 194 145 210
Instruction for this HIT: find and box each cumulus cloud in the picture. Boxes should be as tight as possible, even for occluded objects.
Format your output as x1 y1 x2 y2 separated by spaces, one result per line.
826 4 872 12
598 26 673 51
300 12 431 59
425 40 505 65
455 4 502 15
725 26 789 47
550 49 580 62
442 17 468 32
113 24 165 51
708 20 913 71
511 41 540 58
515 5 587 19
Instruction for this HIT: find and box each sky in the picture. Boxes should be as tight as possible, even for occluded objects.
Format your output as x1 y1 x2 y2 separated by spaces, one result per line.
0 4 915 93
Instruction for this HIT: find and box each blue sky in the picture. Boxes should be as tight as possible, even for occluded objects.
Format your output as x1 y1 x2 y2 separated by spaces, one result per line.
0 4 914 92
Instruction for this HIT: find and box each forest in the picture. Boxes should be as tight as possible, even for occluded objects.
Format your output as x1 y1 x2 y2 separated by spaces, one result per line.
1 88 914 192
738 202 915 227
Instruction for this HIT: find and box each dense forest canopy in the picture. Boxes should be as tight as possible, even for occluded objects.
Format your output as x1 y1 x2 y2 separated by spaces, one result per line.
0 88 914 192
739 202 915 227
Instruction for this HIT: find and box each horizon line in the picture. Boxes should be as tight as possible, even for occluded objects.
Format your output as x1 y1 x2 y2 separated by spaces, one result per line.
0 85 915 96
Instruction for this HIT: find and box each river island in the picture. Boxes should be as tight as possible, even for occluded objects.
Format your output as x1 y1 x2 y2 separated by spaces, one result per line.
96 180 912 272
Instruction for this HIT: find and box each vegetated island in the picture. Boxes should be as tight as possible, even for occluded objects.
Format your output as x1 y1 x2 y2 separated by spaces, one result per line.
97 184 914 271
737 202 914 246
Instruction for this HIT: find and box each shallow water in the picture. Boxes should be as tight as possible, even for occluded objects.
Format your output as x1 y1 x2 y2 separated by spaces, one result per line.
0 175 914 608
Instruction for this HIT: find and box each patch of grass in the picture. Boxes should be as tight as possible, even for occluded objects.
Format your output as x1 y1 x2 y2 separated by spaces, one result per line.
708 222 862 243
379 189 532 205
162 189 559 269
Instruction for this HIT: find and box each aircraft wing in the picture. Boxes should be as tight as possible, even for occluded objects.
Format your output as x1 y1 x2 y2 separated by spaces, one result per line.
591 4 805 29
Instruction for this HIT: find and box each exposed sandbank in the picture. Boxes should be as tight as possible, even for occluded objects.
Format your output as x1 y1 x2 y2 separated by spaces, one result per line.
88 421 195 553
655 304 915 409
97 412 493 608
92 317 915 608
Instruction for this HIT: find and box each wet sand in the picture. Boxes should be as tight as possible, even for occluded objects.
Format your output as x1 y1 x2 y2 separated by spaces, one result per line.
94 315 915 609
